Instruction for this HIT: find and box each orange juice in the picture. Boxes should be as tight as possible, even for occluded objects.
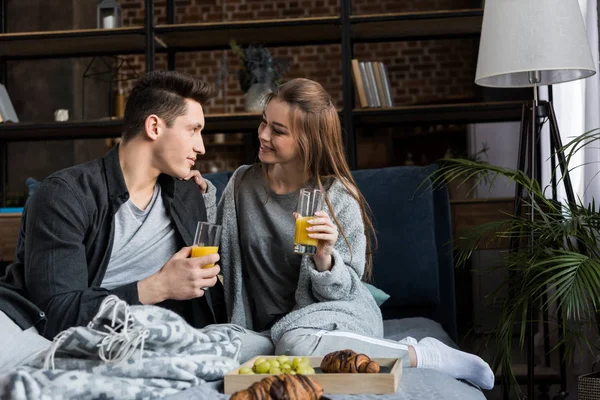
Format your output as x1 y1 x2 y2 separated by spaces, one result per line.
191 245 219 269
294 216 318 247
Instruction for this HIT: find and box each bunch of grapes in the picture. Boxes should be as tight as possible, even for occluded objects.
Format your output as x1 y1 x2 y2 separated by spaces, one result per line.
239 355 316 375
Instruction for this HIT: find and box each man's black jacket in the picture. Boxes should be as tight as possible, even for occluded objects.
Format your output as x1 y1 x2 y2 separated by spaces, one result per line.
0 145 225 338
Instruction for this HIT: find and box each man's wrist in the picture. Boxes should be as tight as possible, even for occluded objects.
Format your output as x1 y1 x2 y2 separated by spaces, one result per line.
138 274 167 304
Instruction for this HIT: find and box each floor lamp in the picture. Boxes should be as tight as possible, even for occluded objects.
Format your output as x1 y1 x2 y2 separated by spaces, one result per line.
474 1 596 399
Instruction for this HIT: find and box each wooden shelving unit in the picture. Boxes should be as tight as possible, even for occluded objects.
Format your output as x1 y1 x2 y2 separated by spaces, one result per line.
0 10 483 58
0 1 525 203
0 27 158 59
155 16 341 51
0 120 123 141
351 9 483 42
0 101 524 142
353 101 523 125
0 113 262 142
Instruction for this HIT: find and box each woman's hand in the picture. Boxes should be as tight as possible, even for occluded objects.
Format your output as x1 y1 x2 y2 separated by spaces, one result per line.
181 169 207 194
304 210 339 272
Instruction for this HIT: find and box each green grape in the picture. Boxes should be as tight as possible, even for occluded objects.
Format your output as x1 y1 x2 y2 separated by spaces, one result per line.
287 370 297 375
296 365 315 375
291 357 305 370
276 355 290 364
253 357 267 367
281 363 292 372
255 361 271 374
270 360 280 369
239 367 254 375
269 366 282 375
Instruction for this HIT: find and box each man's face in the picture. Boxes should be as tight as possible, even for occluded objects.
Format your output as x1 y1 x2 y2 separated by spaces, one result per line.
153 99 205 178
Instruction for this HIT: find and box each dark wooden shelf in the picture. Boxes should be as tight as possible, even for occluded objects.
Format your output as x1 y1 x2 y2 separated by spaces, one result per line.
0 9 483 59
204 112 261 133
0 103 524 142
351 9 483 42
353 101 524 125
0 113 263 141
0 120 123 141
155 16 341 51
0 27 163 59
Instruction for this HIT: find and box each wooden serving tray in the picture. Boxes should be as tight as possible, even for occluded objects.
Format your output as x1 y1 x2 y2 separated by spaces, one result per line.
224 356 402 395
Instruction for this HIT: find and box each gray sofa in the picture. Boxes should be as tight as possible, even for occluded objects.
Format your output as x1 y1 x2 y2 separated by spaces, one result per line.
171 165 486 399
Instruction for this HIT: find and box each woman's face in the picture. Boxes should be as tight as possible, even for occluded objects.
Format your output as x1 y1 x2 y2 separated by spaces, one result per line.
258 99 300 166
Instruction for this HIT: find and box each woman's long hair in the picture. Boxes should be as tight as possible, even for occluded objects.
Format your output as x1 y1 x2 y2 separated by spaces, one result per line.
263 78 377 281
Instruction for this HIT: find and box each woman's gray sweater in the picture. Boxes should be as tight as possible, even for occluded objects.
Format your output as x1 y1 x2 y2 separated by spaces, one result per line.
217 165 384 343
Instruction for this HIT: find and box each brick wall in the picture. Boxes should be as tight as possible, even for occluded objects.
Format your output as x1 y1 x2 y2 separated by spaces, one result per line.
117 0 478 171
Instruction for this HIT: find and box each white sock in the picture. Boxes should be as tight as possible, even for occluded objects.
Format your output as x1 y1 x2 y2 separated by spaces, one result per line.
412 337 495 390
398 336 418 346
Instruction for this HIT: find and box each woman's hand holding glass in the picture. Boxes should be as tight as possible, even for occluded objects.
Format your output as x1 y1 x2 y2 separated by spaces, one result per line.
297 210 339 272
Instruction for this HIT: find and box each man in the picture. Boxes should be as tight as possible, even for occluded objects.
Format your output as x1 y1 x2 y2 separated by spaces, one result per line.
0 70 223 373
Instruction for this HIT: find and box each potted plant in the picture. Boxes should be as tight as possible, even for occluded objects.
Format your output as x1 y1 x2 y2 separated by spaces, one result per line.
430 130 600 395
230 40 288 112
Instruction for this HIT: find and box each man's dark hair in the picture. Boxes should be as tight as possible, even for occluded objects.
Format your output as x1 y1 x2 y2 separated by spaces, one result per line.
122 70 213 141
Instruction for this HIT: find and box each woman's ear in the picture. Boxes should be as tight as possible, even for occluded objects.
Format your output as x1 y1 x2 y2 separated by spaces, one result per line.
144 114 160 141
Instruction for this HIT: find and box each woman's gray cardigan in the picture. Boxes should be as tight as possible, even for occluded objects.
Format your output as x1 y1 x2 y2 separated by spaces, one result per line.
217 166 383 342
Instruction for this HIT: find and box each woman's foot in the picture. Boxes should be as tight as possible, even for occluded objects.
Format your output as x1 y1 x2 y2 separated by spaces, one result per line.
412 337 494 390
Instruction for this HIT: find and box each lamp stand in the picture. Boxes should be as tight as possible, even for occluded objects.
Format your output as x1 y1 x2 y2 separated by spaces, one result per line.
505 96 573 400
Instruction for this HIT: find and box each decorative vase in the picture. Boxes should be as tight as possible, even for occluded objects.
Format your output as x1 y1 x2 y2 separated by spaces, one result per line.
245 83 272 112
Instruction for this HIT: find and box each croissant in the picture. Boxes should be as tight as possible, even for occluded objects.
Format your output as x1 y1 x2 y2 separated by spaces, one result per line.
320 349 380 374
230 374 324 400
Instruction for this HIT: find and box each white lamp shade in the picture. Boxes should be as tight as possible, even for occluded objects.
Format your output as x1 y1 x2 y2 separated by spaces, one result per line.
475 0 596 87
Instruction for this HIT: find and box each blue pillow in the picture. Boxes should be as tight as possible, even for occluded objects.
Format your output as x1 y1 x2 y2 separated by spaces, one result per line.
363 282 391 307
204 171 233 203
353 166 441 307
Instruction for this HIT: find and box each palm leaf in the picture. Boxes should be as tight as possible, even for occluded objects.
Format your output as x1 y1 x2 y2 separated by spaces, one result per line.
427 146 600 393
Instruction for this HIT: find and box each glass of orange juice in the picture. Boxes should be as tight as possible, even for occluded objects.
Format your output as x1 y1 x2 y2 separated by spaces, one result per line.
191 221 222 269
294 188 324 255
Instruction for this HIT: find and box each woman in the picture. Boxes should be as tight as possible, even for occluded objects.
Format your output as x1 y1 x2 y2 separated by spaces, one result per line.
216 78 494 390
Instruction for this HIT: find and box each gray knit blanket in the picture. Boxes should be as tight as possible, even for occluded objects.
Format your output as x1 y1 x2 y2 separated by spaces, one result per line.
0 296 241 400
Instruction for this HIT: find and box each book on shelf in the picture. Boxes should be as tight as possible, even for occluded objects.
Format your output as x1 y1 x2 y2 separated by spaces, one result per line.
365 62 381 108
377 62 393 108
359 61 375 108
352 59 394 109
351 59 368 108
372 61 388 108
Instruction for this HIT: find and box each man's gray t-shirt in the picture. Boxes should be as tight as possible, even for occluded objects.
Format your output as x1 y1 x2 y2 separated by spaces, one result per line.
237 165 304 331
101 184 179 290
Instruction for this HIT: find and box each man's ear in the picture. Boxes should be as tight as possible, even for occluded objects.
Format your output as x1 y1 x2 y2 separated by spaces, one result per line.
145 114 161 141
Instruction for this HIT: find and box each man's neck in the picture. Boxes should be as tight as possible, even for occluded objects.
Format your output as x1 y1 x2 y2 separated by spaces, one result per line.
118 140 159 210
